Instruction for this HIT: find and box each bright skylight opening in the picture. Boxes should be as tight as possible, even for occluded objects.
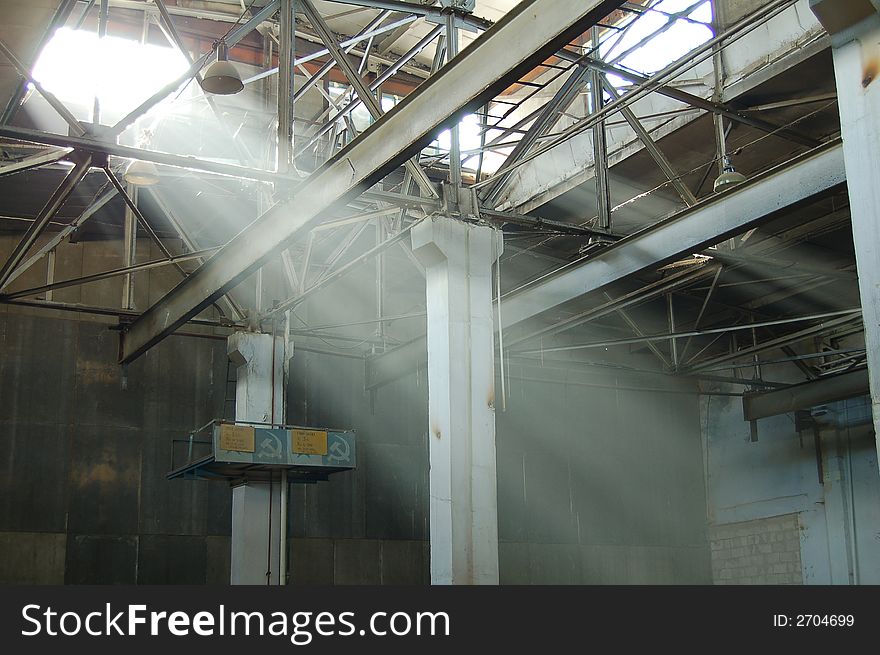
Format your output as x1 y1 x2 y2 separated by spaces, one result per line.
31 27 188 124
601 0 713 85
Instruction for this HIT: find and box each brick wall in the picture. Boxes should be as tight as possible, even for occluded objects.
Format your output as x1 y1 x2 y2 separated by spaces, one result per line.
710 514 803 584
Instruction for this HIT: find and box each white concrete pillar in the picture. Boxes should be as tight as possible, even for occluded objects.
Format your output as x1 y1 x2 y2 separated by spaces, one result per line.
227 331 285 585
412 217 502 585
811 2 880 471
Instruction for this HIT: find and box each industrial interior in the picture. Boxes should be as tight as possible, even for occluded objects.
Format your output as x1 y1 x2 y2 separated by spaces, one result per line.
0 0 877 585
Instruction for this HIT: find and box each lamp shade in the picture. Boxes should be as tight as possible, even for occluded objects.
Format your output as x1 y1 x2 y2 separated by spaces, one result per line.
714 159 746 193
124 159 160 186
200 42 243 95
200 60 244 95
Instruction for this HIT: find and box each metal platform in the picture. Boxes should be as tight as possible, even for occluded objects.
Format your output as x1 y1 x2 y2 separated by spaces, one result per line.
167 420 356 483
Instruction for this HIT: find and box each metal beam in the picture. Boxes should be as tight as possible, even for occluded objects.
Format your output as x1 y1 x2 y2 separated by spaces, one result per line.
499 142 845 330
0 36 84 136
0 148 72 177
516 309 861 355
480 60 593 206
110 0 281 136
743 368 870 421
0 125 287 183
0 154 93 290
1 0 77 125
2 186 117 287
0 248 220 300
153 0 256 166
301 0 438 197
277 0 295 173
119 0 626 363
322 0 491 31
584 56 820 149
603 77 697 206
295 24 444 156
686 314 862 374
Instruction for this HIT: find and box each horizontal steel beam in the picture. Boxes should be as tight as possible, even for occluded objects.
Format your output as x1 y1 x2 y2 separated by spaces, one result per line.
119 0 628 363
0 125 287 183
743 368 870 420
499 142 846 330
0 148 72 176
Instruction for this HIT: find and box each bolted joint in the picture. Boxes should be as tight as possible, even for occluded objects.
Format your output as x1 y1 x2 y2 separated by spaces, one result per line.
439 0 476 13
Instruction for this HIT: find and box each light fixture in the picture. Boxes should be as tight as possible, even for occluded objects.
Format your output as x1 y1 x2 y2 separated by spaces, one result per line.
123 159 160 186
713 157 747 193
200 41 243 95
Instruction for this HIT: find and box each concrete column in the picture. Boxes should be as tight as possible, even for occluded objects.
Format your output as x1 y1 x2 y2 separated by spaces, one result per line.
412 217 502 585
811 2 880 471
227 331 285 585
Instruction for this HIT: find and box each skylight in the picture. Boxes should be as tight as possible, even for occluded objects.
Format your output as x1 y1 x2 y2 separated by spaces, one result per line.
601 0 713 84
31 27 189 126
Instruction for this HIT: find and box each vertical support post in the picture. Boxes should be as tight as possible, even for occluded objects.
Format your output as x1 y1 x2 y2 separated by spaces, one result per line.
279 468 288 585
375 216 385 347
445 9 462 189
412 217 502 585
280 310 293 586
811 3 880 472
590 27 611 230
93 0 108 125
277 0 295 173
45 250 56 302
667 293 678 369
710 0 727 179
122 183 137 310
227 331 285 585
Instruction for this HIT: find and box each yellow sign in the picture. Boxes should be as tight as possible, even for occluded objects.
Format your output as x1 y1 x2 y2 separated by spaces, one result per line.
291 429 328 455
219 424 256 453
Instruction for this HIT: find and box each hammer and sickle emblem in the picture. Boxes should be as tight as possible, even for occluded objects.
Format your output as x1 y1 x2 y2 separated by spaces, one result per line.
257 433 283 459
327 437 351 463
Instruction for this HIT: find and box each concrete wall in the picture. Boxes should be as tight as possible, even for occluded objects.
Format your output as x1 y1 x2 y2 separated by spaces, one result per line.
285 349 713 585
702 388 880 584
0 233 711 585
0 306 233 583
496 361 712 584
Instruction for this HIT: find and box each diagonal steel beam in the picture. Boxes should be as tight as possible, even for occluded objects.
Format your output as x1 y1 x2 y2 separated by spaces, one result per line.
603 77 697 206
0 36 84 136
300 0 439 198
1 248 220 301
499 142 845 330
684 313 862 374
292 10 392 103
104 167 188 277
583 56 820 149
1 0 77 125
295 23 444 157
119 0 627 363
2 185 117 287
0 153 92 289
0 147 72 177
153 0 256 166
507 261 719 349
480 61 594 206
148 187 245 320
0 125 286 183
109 0 280 137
